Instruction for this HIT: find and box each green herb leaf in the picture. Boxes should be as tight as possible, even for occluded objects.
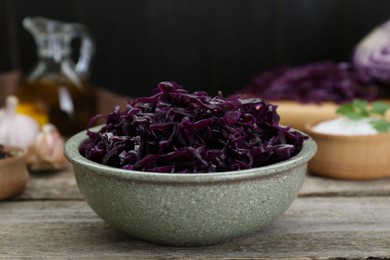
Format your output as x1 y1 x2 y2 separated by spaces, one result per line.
369 101 390 116
352 99 367 111
353 99 370 116
370 119 390 133
336 102 368 120
337 99 390 132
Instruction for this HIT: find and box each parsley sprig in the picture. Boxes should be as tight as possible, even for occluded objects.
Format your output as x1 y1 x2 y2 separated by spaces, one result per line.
336 99 390 133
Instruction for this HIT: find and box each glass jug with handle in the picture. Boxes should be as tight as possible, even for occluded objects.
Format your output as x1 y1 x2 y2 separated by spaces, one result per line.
17 16 96 136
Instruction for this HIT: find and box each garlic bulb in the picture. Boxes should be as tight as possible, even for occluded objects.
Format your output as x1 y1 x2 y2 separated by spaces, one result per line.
30 123 68 171
0 96 40 149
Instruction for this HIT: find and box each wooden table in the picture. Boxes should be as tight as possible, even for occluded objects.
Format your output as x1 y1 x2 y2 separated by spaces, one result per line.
1 168 390 259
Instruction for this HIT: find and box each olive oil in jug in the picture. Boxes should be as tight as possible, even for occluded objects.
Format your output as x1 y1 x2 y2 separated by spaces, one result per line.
17 17 96 136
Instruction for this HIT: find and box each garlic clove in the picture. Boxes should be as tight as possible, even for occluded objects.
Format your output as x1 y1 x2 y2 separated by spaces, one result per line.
0 96 40 150
30 123 69 171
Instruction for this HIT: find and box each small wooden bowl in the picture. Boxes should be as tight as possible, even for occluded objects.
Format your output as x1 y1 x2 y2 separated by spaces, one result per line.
275 101 338 131
0 147 29 199
305 124 390 180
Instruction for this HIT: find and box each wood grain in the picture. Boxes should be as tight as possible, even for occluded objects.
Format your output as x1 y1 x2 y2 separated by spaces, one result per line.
12 167 82 200
12 168 390 201
301 173 390 197
1 197 390 259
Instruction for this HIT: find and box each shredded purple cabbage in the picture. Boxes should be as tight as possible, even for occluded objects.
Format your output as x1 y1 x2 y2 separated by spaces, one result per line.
242 61 377 103
80 82 307 173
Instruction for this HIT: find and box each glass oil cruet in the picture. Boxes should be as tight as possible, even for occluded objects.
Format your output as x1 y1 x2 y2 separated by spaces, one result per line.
17 16 96 136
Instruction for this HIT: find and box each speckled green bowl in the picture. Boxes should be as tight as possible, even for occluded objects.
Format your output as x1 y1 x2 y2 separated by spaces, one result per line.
64 130 316 246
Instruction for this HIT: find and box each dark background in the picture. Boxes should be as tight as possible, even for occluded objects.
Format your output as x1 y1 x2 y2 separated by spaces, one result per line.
1 0 390 98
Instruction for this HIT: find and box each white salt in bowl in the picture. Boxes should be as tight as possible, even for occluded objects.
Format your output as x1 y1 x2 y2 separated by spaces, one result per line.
305 118 390 180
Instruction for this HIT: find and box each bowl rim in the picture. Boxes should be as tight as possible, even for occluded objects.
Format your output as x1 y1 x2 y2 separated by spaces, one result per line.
64 128 317 183
0 146 27 165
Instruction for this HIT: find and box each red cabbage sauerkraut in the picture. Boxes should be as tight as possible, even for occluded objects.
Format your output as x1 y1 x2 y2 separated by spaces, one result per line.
242 61 377 103
80 82 307 173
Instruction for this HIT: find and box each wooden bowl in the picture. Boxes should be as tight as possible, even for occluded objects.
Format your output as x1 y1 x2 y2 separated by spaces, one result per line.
275 99 390 132
305 124 390 180
275 101 338 131
0 147 29 199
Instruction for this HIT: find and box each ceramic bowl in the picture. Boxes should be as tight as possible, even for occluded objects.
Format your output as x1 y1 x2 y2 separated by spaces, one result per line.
64 130 316 246
305 123 390 180
0 146 29 200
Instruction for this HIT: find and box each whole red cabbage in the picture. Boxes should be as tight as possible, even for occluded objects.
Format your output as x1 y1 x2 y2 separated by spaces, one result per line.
242 61 377 103
80 82 307 173
353 19 390 83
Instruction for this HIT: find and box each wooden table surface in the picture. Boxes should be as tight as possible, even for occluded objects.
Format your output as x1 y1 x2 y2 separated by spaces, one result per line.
1 167 390 259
